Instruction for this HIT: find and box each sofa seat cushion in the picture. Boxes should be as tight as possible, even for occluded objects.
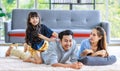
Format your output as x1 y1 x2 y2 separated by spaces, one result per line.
73 29 91 37
78 55 117 66
8 29 91 38
52 29 91 37
8 29 25 37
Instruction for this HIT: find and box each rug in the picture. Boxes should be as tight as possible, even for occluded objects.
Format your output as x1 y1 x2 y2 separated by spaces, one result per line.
0 56 120 71
0 46 120 71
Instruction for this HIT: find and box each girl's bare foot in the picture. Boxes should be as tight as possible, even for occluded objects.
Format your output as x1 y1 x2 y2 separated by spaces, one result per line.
5 43 18 57
23 43 29 52
5 45 14 57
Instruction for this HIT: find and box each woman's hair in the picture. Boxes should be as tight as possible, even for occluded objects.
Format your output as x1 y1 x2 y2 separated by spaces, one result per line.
95 26 108 56
25 12 41 44
58 30 73 40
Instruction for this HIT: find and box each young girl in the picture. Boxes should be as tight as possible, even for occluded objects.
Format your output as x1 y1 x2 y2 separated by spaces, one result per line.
78 26 109 58
6 12 58 64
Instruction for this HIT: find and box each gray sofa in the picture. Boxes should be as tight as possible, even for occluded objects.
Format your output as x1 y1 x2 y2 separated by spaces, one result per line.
4 9 110 43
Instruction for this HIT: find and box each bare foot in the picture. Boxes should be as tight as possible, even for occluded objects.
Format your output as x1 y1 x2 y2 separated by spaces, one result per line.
5 43 18 57
13 43 18 49
5 45 14 57
23 43 29 52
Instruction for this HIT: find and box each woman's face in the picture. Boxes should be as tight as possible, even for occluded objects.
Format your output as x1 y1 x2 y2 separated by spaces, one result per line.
89 29 102 43
30 17 39 26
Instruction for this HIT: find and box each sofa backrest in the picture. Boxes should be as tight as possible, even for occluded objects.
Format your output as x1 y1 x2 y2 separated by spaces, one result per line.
12 9 101 29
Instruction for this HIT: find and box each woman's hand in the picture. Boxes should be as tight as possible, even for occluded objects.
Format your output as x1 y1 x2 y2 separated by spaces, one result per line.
92 50 107 57
81 49 94 56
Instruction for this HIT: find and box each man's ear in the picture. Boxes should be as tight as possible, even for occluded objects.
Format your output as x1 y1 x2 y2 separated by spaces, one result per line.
59 39 62 43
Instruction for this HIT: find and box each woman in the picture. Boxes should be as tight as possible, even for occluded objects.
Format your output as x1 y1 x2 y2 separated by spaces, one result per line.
78 26 109 58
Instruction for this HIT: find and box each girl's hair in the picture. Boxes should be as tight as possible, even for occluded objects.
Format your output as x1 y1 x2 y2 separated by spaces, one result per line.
58 30 73 40
95 26 108 56
25 12 41 44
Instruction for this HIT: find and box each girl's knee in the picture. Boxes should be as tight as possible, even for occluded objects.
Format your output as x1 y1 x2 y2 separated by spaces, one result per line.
35 60 42 64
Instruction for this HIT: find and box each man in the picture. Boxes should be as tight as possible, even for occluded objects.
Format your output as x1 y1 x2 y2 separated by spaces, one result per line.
5 30 83 69
41 30 83 69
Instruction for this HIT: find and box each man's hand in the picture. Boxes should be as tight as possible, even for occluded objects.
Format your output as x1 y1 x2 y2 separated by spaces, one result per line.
70 62 83 69
52 62 83 69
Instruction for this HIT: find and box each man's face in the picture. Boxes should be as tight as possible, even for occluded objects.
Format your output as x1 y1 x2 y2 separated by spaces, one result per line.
60 35 73 51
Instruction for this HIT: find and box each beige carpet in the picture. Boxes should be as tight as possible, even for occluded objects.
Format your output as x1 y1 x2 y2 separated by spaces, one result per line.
0 56 120 71
0 46 120 71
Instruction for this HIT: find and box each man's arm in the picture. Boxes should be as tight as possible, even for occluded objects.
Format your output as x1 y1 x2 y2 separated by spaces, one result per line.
52 62 83 69
70 40 79 63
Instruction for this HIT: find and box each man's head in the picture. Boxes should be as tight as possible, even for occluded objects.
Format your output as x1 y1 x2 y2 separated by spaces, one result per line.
58 30 74 51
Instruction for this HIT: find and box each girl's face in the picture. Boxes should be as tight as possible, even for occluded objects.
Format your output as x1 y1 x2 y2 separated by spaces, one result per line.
30 17 39 26
89 29 102 43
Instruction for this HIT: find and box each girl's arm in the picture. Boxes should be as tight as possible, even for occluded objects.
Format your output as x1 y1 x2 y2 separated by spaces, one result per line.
38 34 55 42
52 32 58 38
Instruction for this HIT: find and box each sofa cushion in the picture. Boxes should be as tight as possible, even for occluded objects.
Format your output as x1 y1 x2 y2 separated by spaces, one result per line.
52 29 91 37
8 29 25 37
8 29 92 38
78 55 117 66
5 9 110 43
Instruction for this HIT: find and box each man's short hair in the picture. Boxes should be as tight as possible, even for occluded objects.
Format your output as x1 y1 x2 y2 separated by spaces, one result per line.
58 30 73 40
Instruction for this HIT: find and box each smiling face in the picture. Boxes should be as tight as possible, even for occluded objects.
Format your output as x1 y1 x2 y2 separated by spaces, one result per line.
89 29 102 43
30 16 39 26
60 35 73 51
27 12 40 26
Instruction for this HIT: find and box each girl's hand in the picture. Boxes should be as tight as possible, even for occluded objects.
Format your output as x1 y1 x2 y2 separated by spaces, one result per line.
52 32 58 38
49 38 56 42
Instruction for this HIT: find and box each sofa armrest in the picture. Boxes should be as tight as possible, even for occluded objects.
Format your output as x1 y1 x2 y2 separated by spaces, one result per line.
4 20 12 43
99 21 110 43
